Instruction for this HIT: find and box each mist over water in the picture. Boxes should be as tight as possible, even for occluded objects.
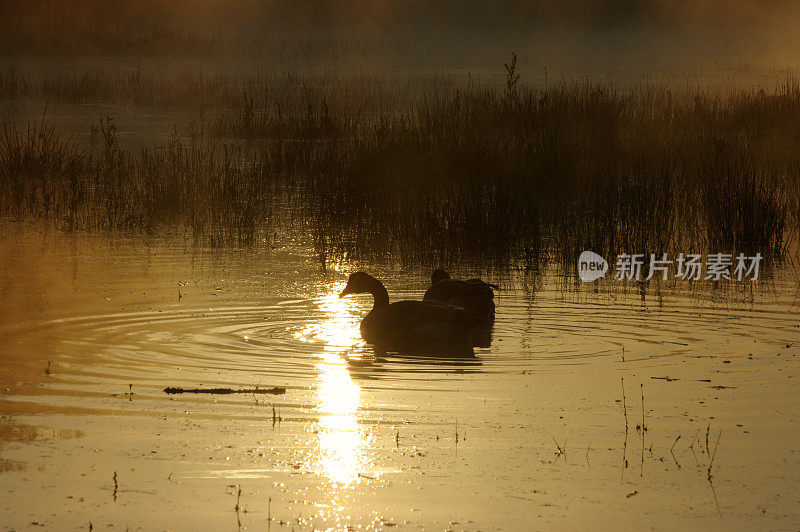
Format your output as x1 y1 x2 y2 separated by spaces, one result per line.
4 0 800 73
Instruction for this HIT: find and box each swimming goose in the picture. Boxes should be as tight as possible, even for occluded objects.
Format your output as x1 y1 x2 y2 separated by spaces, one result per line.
423 269 498 320
339 271 481 356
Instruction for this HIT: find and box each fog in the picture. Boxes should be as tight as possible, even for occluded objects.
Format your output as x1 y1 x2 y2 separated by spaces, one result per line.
3 0 800 74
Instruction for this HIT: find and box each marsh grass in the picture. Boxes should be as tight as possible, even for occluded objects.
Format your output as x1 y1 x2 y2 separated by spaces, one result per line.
0 119 87 228
1 118 277 245
1 72 798 276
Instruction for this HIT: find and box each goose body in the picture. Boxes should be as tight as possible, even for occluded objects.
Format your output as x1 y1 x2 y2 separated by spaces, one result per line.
340 271 481 356
423 269 497 320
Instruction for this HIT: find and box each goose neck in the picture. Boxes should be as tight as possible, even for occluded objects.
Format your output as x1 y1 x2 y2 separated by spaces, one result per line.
368 279 390 309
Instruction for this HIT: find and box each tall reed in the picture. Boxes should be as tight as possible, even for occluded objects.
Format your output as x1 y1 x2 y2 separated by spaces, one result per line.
1 75 798 275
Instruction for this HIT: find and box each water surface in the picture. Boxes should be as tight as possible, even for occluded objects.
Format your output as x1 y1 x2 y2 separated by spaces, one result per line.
1 225 799 530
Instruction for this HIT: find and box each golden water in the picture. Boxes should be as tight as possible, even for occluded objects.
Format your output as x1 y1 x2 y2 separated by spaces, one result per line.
1 224 798 530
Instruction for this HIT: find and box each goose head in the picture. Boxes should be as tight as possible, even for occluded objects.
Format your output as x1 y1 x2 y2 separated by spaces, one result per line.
431 269 451 284
340 271 390 308
340 271 378 297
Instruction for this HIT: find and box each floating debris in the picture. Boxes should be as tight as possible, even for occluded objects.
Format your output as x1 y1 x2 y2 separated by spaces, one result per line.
163 386 286 395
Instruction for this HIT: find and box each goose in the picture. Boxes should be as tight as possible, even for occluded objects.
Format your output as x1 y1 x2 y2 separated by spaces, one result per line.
423 269 498 320
339 271 481 356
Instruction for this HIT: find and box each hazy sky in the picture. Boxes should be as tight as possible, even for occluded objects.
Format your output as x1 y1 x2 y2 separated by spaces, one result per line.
2 0 800 72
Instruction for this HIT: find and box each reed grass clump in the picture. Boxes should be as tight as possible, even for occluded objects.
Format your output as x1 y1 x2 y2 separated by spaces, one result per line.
1 72 798 276
0 120 88 228
0 119 278 244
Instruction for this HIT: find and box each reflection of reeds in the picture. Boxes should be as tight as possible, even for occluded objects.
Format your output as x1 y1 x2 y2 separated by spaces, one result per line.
1 76 799 273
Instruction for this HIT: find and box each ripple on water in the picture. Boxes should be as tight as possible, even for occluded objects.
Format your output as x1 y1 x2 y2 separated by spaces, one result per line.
33 278 798 397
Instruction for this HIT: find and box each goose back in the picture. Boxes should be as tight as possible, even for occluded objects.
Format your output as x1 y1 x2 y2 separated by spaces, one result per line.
424 277 496 319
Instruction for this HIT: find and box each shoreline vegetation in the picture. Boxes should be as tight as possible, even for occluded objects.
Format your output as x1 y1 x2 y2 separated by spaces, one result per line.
1 64 799 278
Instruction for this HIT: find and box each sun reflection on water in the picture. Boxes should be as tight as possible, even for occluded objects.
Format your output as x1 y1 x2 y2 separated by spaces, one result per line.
296 284 371 485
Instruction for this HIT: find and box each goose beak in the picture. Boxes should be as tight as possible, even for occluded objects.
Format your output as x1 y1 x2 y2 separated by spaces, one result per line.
339 287 351 298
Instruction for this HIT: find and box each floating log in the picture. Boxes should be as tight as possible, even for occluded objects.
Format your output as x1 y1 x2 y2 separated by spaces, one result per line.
163 386 286 395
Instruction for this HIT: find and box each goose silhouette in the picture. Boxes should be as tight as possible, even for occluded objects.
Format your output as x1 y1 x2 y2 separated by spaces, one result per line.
339 271 481 356
423 269 498 320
